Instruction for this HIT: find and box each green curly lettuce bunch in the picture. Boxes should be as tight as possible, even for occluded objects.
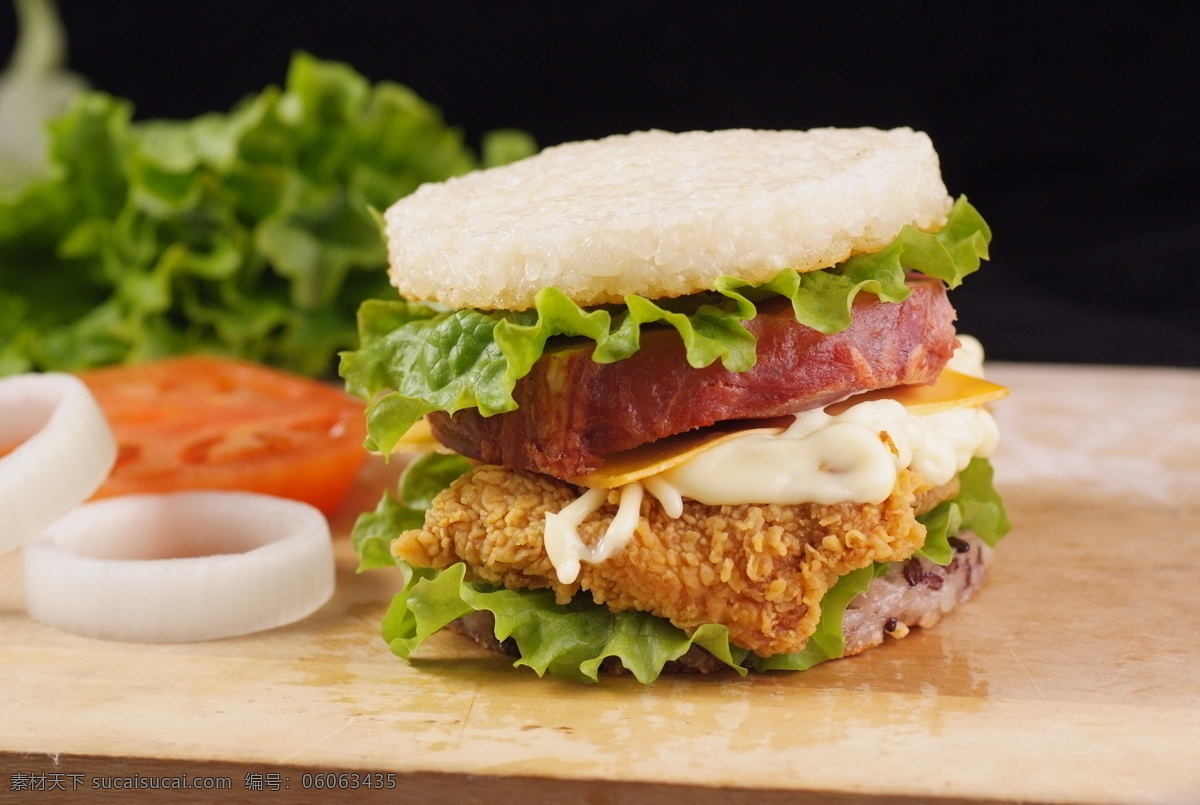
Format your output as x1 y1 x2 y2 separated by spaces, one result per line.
0 52 535 377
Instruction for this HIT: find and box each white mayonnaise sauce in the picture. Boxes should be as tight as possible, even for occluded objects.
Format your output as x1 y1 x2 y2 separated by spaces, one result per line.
949 334 986 377
542 336 999 583
545 483 644 584
656 398 998 508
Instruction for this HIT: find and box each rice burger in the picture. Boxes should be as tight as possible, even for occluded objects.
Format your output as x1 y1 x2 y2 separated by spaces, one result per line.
342 128 1010 683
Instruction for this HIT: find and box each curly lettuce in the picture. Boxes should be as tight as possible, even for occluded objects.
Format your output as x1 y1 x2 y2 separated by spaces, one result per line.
0 52 535 377
351 452 474 571
916 456 1012 564
352 455 1009 683
340 198 991 454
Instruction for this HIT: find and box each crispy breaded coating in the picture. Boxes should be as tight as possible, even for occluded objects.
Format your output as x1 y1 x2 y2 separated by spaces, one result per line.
393 465 956 656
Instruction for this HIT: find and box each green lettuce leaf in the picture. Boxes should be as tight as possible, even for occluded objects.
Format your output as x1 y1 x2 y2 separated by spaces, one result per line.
341 198 991 454
916 456 1012 564
376 556 884 682
350 452 473 571
354 455 1007 683
382 565 750 684
747 565 877 672
0 52 536 378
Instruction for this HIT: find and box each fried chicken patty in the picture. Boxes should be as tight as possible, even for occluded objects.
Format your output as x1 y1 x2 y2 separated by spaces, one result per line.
446 532 992 675
393 464 958 656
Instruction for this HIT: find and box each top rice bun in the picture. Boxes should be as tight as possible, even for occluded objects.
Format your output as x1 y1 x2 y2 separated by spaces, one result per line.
384 128 953 311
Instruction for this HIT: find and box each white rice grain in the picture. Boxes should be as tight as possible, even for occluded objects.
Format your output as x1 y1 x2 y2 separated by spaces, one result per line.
384 128 953 311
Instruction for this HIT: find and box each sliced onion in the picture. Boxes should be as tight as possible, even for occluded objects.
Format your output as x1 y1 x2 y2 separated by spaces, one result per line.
0 373 117 556
23 491 335 642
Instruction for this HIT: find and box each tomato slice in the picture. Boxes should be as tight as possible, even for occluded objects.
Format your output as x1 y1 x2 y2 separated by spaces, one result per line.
78 356 368 516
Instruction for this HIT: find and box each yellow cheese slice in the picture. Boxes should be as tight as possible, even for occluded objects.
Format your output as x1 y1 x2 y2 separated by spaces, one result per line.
571 369 1008 489
393 417 441 451
568 417 793 489
824 368 1009 416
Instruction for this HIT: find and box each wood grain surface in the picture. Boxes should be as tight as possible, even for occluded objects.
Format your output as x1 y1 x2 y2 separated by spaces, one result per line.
2 363 1199 804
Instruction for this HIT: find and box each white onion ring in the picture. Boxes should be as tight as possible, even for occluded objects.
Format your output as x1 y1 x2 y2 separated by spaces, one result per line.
0 373 117 556
23 491 336 642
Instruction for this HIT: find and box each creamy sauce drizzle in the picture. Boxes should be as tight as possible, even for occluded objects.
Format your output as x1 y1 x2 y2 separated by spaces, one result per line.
545 483 643 584
541 336 999 583
658 399 999 507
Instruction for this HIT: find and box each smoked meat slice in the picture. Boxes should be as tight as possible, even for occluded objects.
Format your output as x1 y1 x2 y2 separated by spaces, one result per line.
428 276 958 479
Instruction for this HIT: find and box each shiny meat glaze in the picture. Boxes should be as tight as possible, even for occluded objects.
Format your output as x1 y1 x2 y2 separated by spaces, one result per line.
429 277 958 479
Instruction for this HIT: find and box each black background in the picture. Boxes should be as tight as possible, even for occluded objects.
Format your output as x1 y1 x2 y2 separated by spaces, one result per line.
3 2 1198 367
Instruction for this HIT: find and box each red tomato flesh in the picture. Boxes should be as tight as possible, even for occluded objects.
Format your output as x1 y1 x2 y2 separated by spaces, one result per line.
78 356 368 516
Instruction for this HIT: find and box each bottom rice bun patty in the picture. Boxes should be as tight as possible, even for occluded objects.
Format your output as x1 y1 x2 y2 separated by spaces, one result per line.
341 127 1012 683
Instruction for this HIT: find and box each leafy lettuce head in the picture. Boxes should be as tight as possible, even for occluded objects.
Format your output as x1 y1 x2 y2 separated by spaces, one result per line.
0 51 534 377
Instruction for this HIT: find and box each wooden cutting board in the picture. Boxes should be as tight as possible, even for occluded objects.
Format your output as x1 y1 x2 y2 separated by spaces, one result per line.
2 363 1199 804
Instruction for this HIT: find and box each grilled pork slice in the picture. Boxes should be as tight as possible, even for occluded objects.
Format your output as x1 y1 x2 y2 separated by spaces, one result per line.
429 276 958 479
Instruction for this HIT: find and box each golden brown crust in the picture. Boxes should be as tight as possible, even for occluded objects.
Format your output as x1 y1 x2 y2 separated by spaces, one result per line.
393 465 957 656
